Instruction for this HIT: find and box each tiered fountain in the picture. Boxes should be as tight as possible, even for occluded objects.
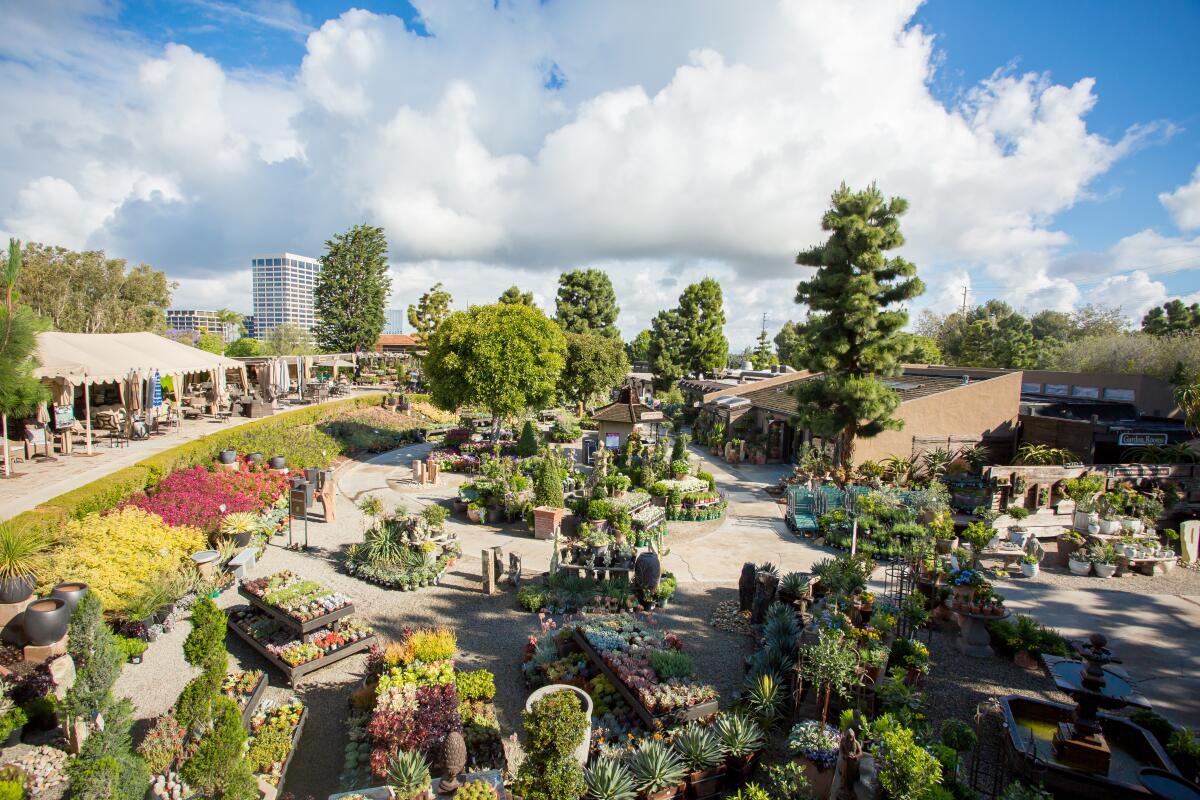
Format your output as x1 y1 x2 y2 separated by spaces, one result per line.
1000 633 1188 799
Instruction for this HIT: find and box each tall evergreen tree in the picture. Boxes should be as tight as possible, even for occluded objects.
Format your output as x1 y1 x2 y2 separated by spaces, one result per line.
407 282 453 341
750 329 776 369
773 320 805 369
313 224 391 353
791 184 924 466
1 239 50 476
647 308 685 388
1142 299 1200 336
499 285 536 306
678 278 728 375
626 329 652 363
554 268 620 338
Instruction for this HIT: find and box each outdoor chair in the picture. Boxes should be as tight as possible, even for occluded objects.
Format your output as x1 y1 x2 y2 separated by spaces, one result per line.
23 423 52 460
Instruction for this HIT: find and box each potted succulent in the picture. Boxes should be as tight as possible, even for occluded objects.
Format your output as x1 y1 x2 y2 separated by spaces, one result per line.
219 512 259 548
1097 492 1123 535
671 724 724 799
1055 531 1085 567
585 759 637 800
387 750 433 800
717 713 764 787
1068 550 1093 577
0 529 47 605
1007 506 1031 545
629 739 686 800
777 571 809 606
1089 543 1118 579
453 780 498 800
1020 551 1040 579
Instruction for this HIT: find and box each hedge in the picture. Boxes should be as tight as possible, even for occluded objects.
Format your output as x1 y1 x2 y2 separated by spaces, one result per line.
1 393 387 541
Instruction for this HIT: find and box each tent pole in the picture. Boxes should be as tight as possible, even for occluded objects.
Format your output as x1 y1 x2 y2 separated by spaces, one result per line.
84 379 93 455
2 414 9 477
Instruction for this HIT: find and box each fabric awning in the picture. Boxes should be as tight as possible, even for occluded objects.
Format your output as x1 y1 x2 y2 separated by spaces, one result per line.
33 331 241 385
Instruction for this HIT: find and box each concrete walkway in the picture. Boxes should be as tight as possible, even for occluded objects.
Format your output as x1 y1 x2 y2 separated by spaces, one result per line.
0 392 377 523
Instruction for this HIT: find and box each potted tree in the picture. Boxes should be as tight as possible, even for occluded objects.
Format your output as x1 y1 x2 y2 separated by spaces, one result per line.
1064 475 1105 530
0 529 47 604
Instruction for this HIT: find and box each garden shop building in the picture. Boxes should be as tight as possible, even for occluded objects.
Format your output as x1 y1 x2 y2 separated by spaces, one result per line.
696 366 1022 465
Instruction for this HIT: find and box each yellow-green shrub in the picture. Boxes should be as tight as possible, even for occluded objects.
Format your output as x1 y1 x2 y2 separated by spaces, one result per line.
39 507 206 612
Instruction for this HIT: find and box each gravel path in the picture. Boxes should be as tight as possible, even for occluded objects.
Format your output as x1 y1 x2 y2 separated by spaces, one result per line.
988 545 1200 596
117 446 754 798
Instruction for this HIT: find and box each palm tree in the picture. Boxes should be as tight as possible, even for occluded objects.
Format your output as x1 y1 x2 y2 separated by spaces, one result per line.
214 308 246 336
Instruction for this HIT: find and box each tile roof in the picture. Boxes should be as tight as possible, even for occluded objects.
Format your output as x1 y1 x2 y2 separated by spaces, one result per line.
593 385 663 423
376 334 420 347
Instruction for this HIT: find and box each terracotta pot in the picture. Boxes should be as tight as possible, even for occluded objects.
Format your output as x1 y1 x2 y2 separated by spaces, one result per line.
641 785 683 800
0 575 35 605
687 767 725 799
724 753 757 787
24 597 70 646
800 757 834 800
1014 650 1040 670
49 582 89 613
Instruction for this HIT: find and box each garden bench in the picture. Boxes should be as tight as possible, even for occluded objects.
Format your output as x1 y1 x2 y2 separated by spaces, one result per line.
228 547 257 579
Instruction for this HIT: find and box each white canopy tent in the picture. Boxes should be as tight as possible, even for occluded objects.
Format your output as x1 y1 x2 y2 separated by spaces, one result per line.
18 332 247 466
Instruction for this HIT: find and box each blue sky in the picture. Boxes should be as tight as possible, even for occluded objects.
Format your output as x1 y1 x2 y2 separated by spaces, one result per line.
3 0 1199 346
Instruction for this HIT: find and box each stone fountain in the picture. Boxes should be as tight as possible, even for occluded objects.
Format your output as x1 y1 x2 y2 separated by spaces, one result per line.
1000 632 1185 799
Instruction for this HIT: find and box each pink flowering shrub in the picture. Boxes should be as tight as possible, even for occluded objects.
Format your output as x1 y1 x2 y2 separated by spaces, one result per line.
126 465 287 534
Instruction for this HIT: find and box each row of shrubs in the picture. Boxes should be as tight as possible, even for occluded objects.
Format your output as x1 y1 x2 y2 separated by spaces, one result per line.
2 393 389 542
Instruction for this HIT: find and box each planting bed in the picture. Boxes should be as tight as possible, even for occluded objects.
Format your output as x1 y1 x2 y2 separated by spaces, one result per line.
222 669 267 729
248 700 308 789
241 570 355 634
227 606 375 687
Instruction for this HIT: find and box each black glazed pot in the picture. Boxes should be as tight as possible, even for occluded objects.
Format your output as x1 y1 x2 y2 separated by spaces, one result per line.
269 455 287 470
234 531 254 548
50 582 89 613
0 575 35 605
247 452 264 464
218 449 238 465
24 597 70 646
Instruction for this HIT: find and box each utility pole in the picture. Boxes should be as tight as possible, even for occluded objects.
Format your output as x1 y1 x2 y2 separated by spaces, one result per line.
960 285 970 317
761 312 767 335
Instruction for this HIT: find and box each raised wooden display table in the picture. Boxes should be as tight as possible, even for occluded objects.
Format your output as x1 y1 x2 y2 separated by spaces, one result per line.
238 584 355 635
227 606 375 688
572 629 719 728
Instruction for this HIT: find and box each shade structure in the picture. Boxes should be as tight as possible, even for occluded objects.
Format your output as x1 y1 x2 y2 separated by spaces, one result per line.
33 331 242 385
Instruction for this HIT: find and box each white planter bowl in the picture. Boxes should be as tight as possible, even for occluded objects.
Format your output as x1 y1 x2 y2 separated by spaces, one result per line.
1021 562 1039 578
1123 518 1144 535
1098 519 1121 536
525 684 593 766
1094 562 1117 579
1068 558 1092 576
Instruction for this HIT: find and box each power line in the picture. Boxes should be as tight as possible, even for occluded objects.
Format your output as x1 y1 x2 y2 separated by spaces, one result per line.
960 254 1200 293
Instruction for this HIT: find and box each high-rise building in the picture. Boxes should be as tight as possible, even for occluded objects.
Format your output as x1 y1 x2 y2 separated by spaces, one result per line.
242 315 256 339
165 309 241 344
383 309 405 334
251 252 321 338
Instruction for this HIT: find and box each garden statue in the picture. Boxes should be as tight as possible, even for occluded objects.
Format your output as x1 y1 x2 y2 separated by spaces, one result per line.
634 550 661 599
738 562 757 612
750 570 779 624
439 730 467 792
836 728 863 800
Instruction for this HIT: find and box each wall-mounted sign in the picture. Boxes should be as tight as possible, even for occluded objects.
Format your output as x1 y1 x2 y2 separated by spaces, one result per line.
1118 432 1169 447
604 432 621 449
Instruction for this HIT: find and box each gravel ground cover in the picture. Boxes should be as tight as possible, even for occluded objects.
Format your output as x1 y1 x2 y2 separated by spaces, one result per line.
984 542 1200 596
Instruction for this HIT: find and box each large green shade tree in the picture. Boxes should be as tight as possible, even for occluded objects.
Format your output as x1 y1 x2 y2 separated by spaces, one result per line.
313 224 391 353
555 268 620 338
425 304 567 435
791 183 924 466
559 332 629 414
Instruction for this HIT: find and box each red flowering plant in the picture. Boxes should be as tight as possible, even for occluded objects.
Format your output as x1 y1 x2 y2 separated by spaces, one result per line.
125 464 287 535
367 683 463 778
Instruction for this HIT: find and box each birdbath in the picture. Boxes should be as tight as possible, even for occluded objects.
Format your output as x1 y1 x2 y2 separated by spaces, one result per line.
954 608 1007 658
1047 633 1149 774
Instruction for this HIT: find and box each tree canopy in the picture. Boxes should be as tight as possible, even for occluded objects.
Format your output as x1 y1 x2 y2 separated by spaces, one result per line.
262 323 314 355
499 285 536 306
224 337 261 357
1 239 50 422
750 329 776 369
1142 299 1200 336
774 321 805 369
790 183 924 466
555 268 620 338
16 242 172 333
424 303 567 431
407 282 453 341
647 278 728 386
313 224 391 353
196 331 225 355
559 332 629 414
626 329 651 363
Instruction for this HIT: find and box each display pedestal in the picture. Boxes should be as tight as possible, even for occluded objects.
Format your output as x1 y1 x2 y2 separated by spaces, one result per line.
0 598 31 644
24 635 68 664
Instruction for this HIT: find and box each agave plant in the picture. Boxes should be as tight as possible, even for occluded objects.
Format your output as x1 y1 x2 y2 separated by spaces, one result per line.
763 601 795 625
0 527 48 583
219 511 258 537
672 723 723 773
919 447 952 479
584 757 637 800
778 571 809 596
629 739 686 793
744 673 784 731
716 712 765 758
754 562 778 577
387 749 431 799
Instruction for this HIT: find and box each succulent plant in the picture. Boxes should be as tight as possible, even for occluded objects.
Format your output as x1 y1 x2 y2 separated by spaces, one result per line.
453 779 498 800
584 758 637 800
219 511 259 537
717 712 765 758
779 571 809 595
629 739 686 793
387 750 431 799
671 723 723 772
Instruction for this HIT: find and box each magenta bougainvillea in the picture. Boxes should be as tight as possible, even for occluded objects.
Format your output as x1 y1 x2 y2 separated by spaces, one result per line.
126 465 287 533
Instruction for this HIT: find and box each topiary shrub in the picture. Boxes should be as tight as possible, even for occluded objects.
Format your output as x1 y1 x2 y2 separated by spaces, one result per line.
513 690 588 800
180 697 256 799
518 421 540 457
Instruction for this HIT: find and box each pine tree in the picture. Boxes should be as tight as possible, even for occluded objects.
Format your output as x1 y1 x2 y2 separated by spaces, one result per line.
407 282 453 341
750 329 776 369
499 285 536 306
647 279 728 387
791 184 924 466
1 239 50 476
555 268 620 338
313 224 391 353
